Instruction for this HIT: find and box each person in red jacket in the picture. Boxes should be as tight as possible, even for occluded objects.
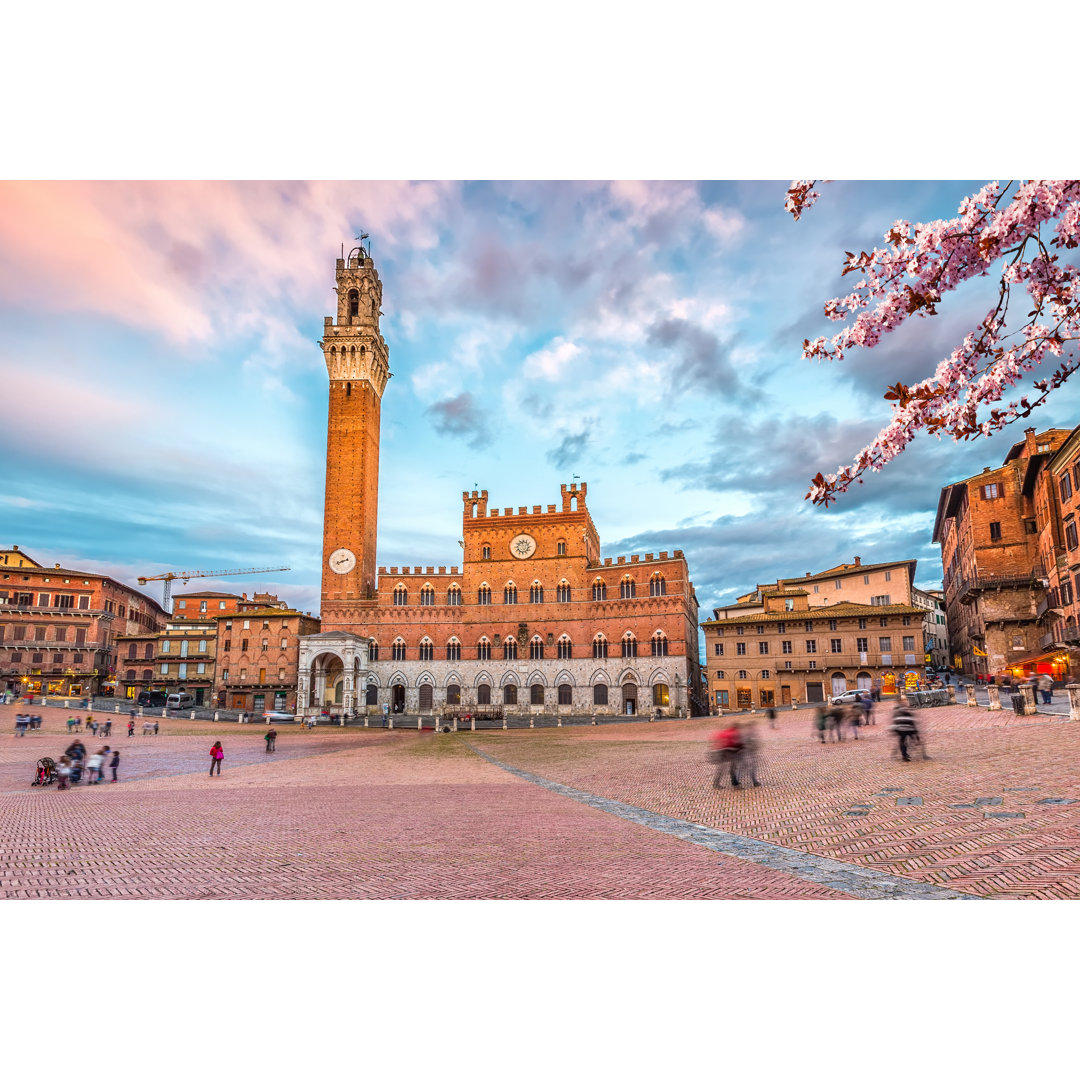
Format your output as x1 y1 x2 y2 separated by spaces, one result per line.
209 741 224 776
710 721 744 788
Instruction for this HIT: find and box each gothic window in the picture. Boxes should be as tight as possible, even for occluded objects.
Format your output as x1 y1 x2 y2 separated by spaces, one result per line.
504 583 518 605
393 585 408 606
558 683 573 706
652 683 670 707
529 582 544 604
446 639 461 661
557 635 572 660
557 540 567 555
620 576 635 599
391 639 406 661
529 636 545 660
447 585 462 606
503 684 518 706
482 545 492 560
477 684 492 705
593 634 608 659
477 584 491 605
348 289 359 319
593 579 607 601
503 638 518 660
477 638 492 661
651 632 668 657
446 684 461 706
530 684 544 705
593 684 608 706
621 633 637 658
649 574 666 597
556 580 571 603
420 585 435 606
368 642 379 662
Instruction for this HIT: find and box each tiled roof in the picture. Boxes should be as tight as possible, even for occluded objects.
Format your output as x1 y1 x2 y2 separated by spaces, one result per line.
779 559 914 584
703 602 923 626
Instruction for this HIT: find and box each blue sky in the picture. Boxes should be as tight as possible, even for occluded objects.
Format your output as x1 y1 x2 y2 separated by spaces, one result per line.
3 179 1079 621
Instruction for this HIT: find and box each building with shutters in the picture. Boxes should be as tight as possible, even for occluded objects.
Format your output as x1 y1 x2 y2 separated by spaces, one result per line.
0 545 167 697
296 245 703 719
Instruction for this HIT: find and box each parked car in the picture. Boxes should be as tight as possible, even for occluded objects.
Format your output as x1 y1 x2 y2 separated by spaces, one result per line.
137 690 168 707
166 692 195 710
830 689 867 705
262 711 296 722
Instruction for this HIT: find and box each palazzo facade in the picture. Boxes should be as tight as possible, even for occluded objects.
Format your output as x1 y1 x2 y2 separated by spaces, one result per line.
297 247 702 719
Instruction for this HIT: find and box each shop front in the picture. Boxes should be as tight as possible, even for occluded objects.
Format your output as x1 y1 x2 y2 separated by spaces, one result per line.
998 648 1073 683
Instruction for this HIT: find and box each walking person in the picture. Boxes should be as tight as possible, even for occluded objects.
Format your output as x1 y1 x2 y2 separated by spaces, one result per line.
860 692 874 726
209 741 224 776
765 706 777 730
710 720 744 788
56 756 72 791
85 747 104 784
127 719 135 737
1038 672 1054 705
739 719 762 786
813 707 827 743
101 720 112 737
847 703 862 740
109 748 120 783
889 707 919 762
264 728 277 753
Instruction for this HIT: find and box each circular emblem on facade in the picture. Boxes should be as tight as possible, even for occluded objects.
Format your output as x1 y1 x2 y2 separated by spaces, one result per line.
328 547 357 574
509 534 537 560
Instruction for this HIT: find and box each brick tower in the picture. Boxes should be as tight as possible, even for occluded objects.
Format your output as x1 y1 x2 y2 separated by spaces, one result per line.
318 245 391 623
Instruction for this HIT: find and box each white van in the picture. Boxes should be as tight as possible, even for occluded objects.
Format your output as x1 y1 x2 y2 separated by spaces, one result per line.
166 692 195 710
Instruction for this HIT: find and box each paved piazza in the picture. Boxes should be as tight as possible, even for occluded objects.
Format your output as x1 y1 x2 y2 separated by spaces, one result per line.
2 699 1079 899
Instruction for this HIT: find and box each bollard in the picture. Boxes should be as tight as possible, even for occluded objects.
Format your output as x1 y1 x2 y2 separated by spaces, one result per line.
529 713 534 729
114 704 120 713
364 714 369 728
65 700 70 708
946 685 956 704
452 716 458 733
965 685 977 707
1067 684 1080 721
213 711 219 722
503 713 507 730
389 714 394 730
139 706 144 717
986 685 1001 711
557 714 562 727
471 715 476 732
190 710 196 720
417 716 422 731
1021 684 1037 715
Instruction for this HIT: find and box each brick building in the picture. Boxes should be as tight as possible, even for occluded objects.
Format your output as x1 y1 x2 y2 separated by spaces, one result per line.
702 580 924 709
297 246 702 718
933 427 1072 677
911 586 948 669
115 591 319 711
0 545 167 697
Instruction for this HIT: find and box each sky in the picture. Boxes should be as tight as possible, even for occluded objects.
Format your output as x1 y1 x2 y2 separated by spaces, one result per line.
4 179 1080 625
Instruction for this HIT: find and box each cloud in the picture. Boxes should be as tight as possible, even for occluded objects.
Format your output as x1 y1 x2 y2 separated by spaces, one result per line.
426 391 492 449
524 336 583 381
646 317 742 394
547 429 592 470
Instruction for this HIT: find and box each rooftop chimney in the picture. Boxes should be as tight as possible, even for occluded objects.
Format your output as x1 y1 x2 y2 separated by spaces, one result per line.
854 556 861 566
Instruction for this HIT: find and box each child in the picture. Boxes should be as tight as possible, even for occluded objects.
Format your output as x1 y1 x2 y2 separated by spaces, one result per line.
56 756 72 790
109 748 120 782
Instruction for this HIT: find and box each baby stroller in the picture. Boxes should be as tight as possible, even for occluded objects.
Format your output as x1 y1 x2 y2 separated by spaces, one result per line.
32 757 56 786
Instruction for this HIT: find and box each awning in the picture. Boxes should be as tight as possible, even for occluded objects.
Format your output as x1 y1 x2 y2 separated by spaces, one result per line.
999 646 1076 669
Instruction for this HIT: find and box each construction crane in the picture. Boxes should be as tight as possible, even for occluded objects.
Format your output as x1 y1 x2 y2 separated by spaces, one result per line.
137 566 291 613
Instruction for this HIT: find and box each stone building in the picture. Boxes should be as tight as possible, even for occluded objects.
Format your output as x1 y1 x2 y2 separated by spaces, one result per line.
933 427 1072 676
911 586 948 669
297 246 702 719
702 581 924 709
0 545 167 697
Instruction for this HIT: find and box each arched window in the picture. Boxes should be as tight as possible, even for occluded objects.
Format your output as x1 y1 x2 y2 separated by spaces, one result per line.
652 683 670 707
650 574 666 597
594 684 609 706
592 634 608 659
557 539 567 555
125 668 135 681
503 638 518 660
393 584 408 606
530 581 544 604
127 643 137 659
391 638 407 661
418 637 434 662
420 585 435 606
482 544 492 560
348 289 360 318
418 684 433 710
737 670 748 679
477 584 491 605
503 684 518 705
621 633 637 658
477 638 491 661
503 583 518 605
530 684 544 705
651 631 669 657
346 382 351 397
592 579 607 601
760 669 771 678
529 636 545 660
620 575 635 599
477 684 492 705
558 683 573 706
557 635 573 660
556 580 571 603
145 643 154 659
446 684 461 706
366 683 378 706
142 669 153 682
447 584 461 606
368 641 379 661
446 638 461 661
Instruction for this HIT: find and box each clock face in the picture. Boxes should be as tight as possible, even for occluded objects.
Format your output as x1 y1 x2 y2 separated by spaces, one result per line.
329 547 357 574
510 534 537 560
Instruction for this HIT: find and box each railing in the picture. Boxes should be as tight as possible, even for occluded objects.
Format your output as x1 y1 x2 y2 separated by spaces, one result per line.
954 565 1047 603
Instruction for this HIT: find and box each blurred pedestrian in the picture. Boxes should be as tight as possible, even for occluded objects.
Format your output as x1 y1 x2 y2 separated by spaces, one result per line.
86 748 104 784
847 703 862 740
127 719 135 737
889 707 919 762
860 692 874 726
153 721 159 735
710 721 744 788
209 741 224 776
264 728 277 753
813 707 827 743
56 756 72 790
825 705 843 742
67 717 78 734
1038 672 1053 704
109 748 120 783
101 720 112 737
765 706 777 730
739 719 762 786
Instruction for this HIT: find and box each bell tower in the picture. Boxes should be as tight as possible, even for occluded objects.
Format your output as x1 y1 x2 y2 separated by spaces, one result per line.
318 244 391 622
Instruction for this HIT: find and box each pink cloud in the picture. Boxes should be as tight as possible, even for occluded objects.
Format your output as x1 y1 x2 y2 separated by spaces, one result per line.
0 180 454 345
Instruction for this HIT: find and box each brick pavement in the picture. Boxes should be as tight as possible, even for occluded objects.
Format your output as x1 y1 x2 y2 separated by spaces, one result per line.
2 701 1078 899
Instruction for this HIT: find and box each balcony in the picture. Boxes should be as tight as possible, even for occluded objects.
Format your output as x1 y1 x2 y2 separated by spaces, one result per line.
954 565 1047 605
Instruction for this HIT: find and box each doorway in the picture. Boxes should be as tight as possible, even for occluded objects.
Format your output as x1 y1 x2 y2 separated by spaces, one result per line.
391 684 405 712
621 682 637 714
